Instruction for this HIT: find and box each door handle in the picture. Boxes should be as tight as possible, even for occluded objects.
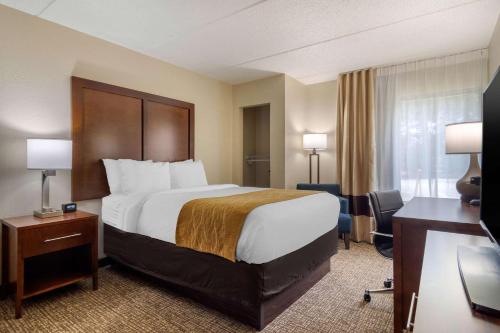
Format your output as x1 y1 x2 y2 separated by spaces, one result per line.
406 292 418 331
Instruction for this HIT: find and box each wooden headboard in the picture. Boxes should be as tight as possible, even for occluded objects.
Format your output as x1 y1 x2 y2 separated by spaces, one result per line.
71 77 194 201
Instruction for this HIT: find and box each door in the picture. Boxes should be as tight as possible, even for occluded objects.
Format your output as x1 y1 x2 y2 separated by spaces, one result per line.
243 104 270 187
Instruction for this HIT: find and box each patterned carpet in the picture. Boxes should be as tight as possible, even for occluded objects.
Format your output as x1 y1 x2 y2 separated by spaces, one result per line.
0 242 393 332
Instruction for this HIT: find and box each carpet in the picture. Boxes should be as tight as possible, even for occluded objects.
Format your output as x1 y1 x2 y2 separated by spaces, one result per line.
0 242 392 332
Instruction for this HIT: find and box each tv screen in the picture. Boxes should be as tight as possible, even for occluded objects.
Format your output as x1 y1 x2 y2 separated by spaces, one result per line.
481 68 500 245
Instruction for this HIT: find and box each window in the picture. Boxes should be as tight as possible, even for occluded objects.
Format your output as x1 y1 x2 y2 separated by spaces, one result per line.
376 50 487 201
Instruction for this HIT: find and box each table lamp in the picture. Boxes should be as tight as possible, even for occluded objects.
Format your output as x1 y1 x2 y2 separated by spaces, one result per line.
27 139 72 218
445 121 482 202
303 133 327 184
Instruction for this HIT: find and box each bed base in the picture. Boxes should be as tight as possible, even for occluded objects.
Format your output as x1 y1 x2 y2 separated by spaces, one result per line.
104 224 337 330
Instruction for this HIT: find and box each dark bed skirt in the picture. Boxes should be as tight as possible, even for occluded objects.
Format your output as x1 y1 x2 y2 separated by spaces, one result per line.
104 224 338 330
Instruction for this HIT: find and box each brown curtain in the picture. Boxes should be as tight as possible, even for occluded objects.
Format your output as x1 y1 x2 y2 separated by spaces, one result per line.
336 69 375 243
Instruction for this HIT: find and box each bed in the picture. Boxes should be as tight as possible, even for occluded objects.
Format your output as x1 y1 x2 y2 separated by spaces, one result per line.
71 77 339 330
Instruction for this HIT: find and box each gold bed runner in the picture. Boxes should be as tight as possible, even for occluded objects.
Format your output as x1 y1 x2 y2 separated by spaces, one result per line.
175 189 320 262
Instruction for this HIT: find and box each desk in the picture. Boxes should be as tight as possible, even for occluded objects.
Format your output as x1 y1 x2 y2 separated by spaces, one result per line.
392 197 484 332
413 231 500 332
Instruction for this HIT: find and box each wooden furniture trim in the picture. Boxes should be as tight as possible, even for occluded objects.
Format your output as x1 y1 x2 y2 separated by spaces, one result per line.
21 221 94 258
23 274 93 300
1 211 96 230
72 77 194 113
71 76 195 201
392 218 403 333
393 197 479 224
392 197 483 333
1 224 7 298
142 100 193 162
0 212 98 318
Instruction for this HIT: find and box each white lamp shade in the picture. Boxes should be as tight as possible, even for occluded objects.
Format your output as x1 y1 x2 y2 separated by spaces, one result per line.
27 139 72 170
445 122 482 154
303 133 327 150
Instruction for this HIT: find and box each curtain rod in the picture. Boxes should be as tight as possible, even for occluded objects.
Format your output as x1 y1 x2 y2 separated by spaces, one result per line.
337 48 488 77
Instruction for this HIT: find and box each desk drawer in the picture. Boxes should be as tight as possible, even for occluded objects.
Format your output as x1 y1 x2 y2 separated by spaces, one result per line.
21 219 95 258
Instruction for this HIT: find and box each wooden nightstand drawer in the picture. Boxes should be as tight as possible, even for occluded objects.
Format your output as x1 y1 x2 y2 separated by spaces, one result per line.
21 219 95 258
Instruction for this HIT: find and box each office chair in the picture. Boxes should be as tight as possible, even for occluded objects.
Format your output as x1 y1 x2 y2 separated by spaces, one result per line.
363 190 404 302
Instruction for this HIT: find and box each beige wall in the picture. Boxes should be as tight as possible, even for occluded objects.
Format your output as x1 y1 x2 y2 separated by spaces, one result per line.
284 77 337 188
0 5 233 259
234 75 337 190
232 75 285 188
284 76 308 188
489 15 500 78
305 80 338 184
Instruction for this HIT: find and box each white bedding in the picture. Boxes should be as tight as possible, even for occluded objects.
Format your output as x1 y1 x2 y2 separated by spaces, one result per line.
102 184 339 264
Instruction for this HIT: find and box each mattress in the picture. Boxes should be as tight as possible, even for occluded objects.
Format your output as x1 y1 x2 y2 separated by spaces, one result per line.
102 184 339 264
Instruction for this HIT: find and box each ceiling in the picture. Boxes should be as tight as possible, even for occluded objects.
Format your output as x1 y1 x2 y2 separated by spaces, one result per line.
2 0 499 85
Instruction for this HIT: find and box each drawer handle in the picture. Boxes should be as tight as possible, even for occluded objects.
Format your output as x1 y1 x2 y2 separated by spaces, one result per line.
406 292 418 331
44 233 82 243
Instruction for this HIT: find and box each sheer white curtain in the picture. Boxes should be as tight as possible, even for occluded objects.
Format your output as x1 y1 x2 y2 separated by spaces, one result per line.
375 50 488 201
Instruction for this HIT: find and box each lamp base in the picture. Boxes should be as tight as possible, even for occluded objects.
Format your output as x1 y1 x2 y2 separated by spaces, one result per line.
34 209 63 218
456 153 481 203
309 149 320 184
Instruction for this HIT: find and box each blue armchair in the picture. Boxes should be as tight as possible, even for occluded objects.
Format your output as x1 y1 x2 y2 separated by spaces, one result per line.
296 183 352 249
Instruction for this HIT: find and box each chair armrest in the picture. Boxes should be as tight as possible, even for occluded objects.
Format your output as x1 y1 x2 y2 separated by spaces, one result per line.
337 197 349 214
370 231 393 238
296 183 348 214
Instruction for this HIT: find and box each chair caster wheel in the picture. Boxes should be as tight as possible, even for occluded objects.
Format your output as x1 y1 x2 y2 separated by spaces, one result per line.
384 280 392 288
364 292 371 302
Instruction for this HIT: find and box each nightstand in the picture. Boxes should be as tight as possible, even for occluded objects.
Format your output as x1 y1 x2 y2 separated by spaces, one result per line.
1 211 98 318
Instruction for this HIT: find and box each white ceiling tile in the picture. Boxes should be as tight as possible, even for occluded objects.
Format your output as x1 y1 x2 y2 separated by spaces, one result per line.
0 0 54 15
1 0 499 84
241 0 500 84
204 67 278 85
40 0 262 53
152 0 478 69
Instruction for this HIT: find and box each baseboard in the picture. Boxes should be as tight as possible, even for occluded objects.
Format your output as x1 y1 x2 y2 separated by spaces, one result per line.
0 282 15 298
98 256 113 267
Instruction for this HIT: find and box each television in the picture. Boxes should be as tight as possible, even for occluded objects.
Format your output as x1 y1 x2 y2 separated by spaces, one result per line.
481 67 500 247
457 68 500 317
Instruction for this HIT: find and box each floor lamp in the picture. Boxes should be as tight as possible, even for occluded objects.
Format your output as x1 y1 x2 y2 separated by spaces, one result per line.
303 133 327 184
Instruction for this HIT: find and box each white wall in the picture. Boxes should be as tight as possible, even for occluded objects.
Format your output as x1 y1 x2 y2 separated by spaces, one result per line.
489 15 500 78
0 5 233 259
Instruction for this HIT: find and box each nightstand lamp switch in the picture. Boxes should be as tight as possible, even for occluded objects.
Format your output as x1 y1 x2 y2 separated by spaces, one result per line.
27 139 72 218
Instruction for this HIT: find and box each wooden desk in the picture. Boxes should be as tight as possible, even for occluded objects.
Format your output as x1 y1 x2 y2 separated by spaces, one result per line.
413 231 500 332
392 197 484 333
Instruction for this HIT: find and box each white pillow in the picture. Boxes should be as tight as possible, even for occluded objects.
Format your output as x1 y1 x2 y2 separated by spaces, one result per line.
172 159 193 165
119 159 171 194
149 161 172 191
170 160 208 189
102 159 122 194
